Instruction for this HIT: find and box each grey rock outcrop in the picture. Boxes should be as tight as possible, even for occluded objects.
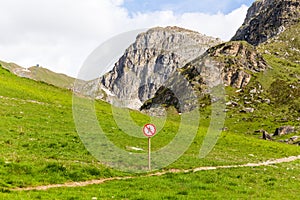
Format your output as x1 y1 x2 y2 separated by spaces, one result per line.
262 130 273 140
141 41 268 112
101 26 221 109
181 41 268 90
289 136 300 142
231 0 300 46
241 107 255 113
273 125 295 136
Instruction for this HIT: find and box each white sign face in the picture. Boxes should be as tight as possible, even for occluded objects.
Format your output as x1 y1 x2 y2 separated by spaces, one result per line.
143 124 157 137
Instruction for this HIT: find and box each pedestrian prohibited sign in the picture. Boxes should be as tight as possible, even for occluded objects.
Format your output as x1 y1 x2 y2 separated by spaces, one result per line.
143 123 157 171
143 124 156 137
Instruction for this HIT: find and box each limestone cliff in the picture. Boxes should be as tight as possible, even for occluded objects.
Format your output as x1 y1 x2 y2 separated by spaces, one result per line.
140 41 268 113
183 41 268 89
100 26 221 109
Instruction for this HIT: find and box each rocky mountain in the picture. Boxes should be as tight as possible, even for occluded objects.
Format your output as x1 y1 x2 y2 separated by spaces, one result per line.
69 0 300 117
231 0 300 46
140 0 300 114
140 41 269 113
100 26 222 109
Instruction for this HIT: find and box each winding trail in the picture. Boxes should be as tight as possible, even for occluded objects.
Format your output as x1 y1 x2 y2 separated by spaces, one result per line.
12 155 300 191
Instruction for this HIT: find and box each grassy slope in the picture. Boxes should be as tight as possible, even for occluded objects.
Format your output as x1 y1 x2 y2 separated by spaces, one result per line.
223 22 300 136
0 60 22 72
29 66 77 89
0 60 78 89
1 55 300 198
3 160 300 199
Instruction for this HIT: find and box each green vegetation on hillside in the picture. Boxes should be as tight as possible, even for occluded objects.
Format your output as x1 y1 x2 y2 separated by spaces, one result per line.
0 60 78 89
0 65 124 189
29 66 77 89
257 23 300 120
3 160 300 199
1 52 300 198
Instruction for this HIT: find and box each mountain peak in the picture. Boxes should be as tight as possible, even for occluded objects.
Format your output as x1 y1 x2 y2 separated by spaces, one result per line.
145 26 202 34
231 0 300 46
100 26 221 109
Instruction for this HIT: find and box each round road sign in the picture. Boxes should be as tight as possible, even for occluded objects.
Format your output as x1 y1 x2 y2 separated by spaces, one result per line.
143 124 157 137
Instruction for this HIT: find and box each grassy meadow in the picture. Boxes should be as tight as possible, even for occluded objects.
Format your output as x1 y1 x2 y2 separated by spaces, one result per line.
1 59 300 199
3 160 300 199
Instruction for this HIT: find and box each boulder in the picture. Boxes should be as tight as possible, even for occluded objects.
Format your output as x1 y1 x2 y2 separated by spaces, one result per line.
226 101 239 107
290 136 300 142
283 136 300 145
273 126 295 136
262 130 273 140
240 107 254 113
264 99 271 104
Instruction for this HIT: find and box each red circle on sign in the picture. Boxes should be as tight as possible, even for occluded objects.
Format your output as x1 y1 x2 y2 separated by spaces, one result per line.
143 124 156 137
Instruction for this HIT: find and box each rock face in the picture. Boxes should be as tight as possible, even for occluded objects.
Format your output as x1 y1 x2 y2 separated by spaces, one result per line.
262 130 273 140
204 42 267 88
99 0 298 113
101 26 221 109
140 41 268 112
180 41 268 91
273 126 295 136
231 0 300 46
140 86 180 112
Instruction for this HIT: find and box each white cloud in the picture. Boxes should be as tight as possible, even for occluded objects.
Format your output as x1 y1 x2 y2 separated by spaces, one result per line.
0 0 248 78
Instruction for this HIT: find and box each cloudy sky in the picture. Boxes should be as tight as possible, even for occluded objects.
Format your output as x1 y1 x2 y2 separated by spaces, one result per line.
0 0 254 78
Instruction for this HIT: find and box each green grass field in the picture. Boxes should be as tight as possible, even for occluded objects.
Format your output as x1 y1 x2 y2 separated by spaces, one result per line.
2 160 300 199
1 56 300 199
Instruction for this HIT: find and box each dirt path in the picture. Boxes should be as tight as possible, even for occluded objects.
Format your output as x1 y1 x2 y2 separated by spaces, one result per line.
12 155 300 191
0 95 48 105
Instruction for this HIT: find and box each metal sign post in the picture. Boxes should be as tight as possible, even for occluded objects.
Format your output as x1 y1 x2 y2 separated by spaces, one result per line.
148 137 151 171
143 124 157 171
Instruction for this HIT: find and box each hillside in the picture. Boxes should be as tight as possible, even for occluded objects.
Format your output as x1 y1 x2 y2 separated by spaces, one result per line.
1 59 300 198
0 60 78 90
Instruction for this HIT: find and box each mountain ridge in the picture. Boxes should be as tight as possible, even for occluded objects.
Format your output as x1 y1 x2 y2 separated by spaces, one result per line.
0 60 80 90
139 0 300 115
99 26 222 109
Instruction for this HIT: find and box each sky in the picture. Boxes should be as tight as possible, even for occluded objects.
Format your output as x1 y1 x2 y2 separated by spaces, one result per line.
0 0 255 78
